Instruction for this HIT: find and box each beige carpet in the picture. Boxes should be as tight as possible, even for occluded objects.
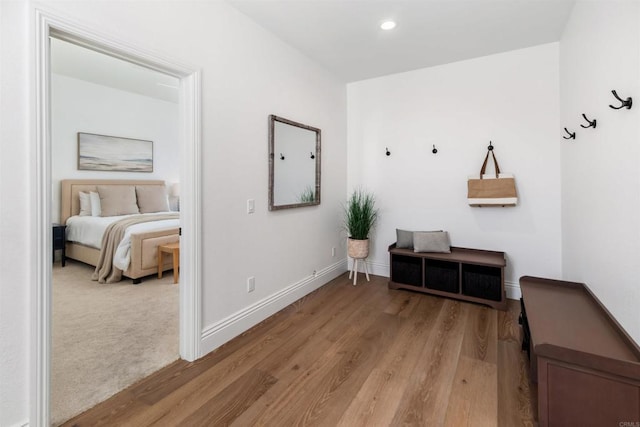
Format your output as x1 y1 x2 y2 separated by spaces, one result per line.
51 260 179 426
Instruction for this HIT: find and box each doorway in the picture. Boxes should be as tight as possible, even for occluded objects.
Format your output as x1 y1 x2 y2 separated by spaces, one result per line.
34 11 202 426
50 36 181 424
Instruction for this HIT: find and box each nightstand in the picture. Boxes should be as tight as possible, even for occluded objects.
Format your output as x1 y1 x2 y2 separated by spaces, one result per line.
52 223 66 267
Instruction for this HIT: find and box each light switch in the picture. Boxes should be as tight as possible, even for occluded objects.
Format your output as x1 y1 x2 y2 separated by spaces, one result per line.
247 199 255 214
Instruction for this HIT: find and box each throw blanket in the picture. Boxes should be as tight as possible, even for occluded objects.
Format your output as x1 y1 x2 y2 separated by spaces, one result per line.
92 213 180 284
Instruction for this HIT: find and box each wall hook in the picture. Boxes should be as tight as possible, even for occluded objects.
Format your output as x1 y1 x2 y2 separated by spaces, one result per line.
609 90 632 110
432 144 438 154
563 127 576 140
310 151 315 159
385 147 391 156
580 113 597 129
280 153 285 160
487 141 494 151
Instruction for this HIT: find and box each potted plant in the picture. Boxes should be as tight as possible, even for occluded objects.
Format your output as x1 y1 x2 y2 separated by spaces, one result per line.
344 188 378 259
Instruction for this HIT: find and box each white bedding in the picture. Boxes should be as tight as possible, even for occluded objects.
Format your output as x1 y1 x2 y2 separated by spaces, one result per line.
66 212 180 271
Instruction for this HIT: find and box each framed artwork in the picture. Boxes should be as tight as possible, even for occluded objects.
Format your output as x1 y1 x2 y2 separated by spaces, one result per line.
77 132 153 172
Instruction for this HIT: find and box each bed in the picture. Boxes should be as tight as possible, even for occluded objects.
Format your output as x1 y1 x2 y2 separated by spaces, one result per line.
60 179 180 284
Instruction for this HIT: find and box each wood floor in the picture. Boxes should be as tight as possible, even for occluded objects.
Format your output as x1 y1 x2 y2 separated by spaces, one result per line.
63 273 537 426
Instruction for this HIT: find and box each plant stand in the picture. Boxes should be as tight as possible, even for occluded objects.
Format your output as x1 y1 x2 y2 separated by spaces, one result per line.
349 257 369 286
347 238 370 286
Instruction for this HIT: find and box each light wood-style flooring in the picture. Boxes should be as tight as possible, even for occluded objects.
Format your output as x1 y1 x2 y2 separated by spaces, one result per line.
63 273 536 426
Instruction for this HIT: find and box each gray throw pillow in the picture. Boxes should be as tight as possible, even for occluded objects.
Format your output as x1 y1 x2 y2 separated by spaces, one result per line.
413 231 451 253
396 229 414 249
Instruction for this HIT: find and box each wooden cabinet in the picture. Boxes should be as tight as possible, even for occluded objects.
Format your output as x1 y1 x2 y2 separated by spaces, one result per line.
520 276 640 426
388 243 507 310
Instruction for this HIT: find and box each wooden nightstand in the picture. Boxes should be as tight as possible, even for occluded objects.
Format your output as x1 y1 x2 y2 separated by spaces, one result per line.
52 223 66 267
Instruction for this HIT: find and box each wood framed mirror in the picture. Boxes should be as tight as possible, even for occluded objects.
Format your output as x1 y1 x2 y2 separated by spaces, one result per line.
268 115 321 210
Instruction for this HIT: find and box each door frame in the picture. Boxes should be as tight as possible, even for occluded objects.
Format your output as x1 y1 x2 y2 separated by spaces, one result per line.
33 9 202 425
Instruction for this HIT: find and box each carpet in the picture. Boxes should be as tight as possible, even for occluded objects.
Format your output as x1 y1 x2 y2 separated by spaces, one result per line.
51 260 179 426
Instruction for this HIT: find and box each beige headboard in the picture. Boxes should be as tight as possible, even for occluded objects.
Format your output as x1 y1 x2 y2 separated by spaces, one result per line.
60 179 166 224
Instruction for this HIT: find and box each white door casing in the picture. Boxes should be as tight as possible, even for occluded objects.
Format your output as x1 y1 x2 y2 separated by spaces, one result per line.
33 9 202 426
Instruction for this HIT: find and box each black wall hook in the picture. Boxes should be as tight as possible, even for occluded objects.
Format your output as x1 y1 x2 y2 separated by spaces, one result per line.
280 153 285 160
609 90 632 110
580 113 597 129
487 141 494 151
563 127 576 140
385 147 391 156
432 144 438 154
310 152 315 159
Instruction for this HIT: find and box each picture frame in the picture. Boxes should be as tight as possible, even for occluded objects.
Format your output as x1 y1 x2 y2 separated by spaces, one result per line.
77 132 153 172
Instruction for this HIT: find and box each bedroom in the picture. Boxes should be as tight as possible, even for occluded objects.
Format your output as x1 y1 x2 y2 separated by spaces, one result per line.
50 37 183 424
1 1 640 426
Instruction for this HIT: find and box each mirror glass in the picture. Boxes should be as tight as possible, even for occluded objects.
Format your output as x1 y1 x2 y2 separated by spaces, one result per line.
269 115 321 210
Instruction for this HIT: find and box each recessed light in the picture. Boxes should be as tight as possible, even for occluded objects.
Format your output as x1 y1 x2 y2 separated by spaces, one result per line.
380 20 396 30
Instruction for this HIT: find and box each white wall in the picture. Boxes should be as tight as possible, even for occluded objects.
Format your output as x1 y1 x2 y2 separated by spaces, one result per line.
560 2 640 343
0 1 31 425
0 1 347 425
347 43 562 295
51 73 180 223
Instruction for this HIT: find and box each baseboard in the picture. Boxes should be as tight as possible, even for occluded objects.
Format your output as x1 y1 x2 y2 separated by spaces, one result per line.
505 280 521 300
348 258 389 278
348 260 522 301
200 259 348 356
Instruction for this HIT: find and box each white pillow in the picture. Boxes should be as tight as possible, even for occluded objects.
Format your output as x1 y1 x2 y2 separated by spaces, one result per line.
90 191 101 217
78 191 91 216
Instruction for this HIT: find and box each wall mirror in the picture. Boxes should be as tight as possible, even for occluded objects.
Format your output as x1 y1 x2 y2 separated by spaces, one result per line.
269 115 321 210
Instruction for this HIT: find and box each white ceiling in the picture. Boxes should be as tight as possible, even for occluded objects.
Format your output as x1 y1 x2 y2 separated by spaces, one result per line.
50 1 576 97
51 38 180 103
228 0 576 82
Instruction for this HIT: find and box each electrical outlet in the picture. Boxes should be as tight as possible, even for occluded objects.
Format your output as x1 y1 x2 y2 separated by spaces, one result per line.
313 270 317 277
247 276 255 292
332 247 336 257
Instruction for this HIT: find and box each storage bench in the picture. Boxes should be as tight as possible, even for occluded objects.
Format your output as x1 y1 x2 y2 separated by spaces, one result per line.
388 243 507 310
520 276 640 426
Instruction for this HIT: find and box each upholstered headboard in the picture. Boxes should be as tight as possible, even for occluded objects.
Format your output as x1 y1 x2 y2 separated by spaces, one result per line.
60 179 166 224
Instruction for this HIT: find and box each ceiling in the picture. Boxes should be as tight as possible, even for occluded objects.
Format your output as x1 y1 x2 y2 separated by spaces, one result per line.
50 1 576 98
228 0 576 82
51 38 180 103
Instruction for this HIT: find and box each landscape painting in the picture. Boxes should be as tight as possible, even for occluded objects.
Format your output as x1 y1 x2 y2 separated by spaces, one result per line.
78 132 153 172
